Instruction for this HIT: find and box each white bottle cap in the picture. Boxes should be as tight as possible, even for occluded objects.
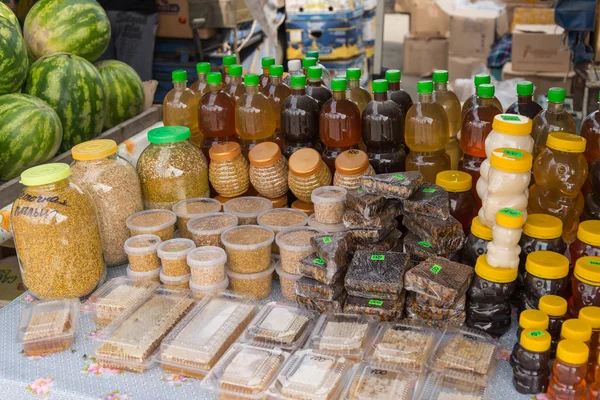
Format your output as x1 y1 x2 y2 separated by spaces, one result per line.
288 59 301 72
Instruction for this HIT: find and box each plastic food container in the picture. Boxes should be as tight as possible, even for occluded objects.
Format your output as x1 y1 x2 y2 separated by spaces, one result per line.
276 265 303 301
418 371 488 400
157 238 195 276
276 227 324 274
187 246 227 286
248 141 289 199
18 299 80 356
307 214 348 233
221 225 274 273
126 265 161 283
312 186 348 225
190 276 230 299
224 196 273 225
123 234 162 272
172 198 221 238
226 260 276 300
341 362 418 400
258 208 309 254
158 294 257 378
209 142 250 198
288 148 332 203
187 212 238 248
160 271 190 290
126 209 177 241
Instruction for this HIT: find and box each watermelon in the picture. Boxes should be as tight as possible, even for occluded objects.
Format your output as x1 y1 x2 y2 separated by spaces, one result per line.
0 94 62 180
0 16 28 96
24 0 110 62
24 53 106 152
0 2 20 33
96 60 145 130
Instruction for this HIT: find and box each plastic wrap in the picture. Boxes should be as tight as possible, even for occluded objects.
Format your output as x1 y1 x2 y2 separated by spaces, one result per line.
418 371 488 400
402 183 450 220
345 190 387 218
298 253 344 285
403 213 465 254
342 363 418 400
360 172 424 200
296 292 347 314
404 314 462 330
402 232 440 263
342 201 402 230
416 293 466 311
405 293 466 324
345 251 409 300
310 232 353 275
296 276 345 301
355 229 401 252
350 219 398 245
343 292 406 321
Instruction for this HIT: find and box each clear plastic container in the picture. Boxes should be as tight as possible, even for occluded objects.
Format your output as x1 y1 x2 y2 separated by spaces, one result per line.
126 209 177 241
221 225 275 273
307 214 348 233
258 208 309 254
157 238 195 276
418 371 488 400
209 142 250 198
158 293 257 378
172 197 221 239
123 234 162 272
126 265 161 283
276 266 303 301
224 196 273 225
311 186 348 225
249 142 289 198
226 260 276 300
341 362 418 400
160 271 190 290
187 212 238 248
187 246 227 286
288 148 333 203
276 227 324 274
190 276 229 299
18 299 80 356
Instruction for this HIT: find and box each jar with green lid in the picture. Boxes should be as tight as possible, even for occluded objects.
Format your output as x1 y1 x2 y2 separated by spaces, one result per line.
208 141 249 197
248 141 288 198
12 163 106 299
71 139 143 267
333 149 375 191
137 126 209 209
288 148 332 203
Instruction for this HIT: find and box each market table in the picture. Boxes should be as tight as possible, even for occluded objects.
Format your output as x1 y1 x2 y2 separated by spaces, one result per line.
0 266 539 400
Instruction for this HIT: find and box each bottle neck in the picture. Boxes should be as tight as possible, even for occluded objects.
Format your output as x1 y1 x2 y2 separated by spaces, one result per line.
434 82 447 91
348 80 359 89
388 81 400 91
209 83 222 92
419 93 433 103
333 90 346 100
308 78 322 86
270 76 282 85
197 74 207 83
230 76 242 85
478 97 495 106
548 101 564 113
247 86 259 94
262 68 269 76
174 81 187 90
518 95 533 103
374 92 387 101
292 87 306 96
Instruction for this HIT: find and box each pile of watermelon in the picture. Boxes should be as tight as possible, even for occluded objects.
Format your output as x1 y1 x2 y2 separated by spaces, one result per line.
0 0 145 181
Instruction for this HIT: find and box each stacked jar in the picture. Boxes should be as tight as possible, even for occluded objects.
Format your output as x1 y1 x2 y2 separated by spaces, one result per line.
124 234 162 282
187 246 229 299
172 198 221 239
512 328 552 394
570 221 600 266
126 209 177 241
521 251 570 312
570 256 600 316
510 309 549 368
436 171 478 235
333 149 375 191
288 148 332 211
208 142 249 198
538 294 568 357
248 142 289 201
462 216 493 267
158 238 195 290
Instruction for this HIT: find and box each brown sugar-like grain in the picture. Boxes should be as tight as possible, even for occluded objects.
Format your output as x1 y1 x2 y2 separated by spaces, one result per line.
313 189 346 225
128 210 176 241
188 249 226 285
228 272 273 300
278 229 321 274
222 227 273 273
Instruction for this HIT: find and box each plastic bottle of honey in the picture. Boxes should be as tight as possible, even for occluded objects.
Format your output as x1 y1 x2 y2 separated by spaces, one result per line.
222 55 237 84
346 68 371 114
305 50 331 88
264 65 292 152
531 87 577 158
433 70 462 170
547 339 589 400
513 328 552 394
570 221 600 267
302 57 317 77
538 294 568 358
510 309 549 367
385 69 413 122
283 59 302 87
581 92 600 165
436 170 478 235
505 81 543 120
259 57 275 91
163 70 202 148
578 306 600 382
569 257 600 318
223 64 245 101
306 66 332 110
461 74 503 121
486 207 524 269
190 62 211 96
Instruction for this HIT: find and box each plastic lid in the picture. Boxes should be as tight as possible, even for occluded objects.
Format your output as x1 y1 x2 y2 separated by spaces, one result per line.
311 186 347 205
244 74 259 87
477 84 494 98
525 251 569 279
223 55 236 66
305 50 319 59
18 299 81 346
372 79 388 93
579 307 600 329
475 255 518 283
386 69 401 82
223 197 273 219
523 214 563 239
148 126 190 144
189 276 229 292
557 339 589 365
335 149 370 175
207 72 222 85
302 57 317 68
520 329 551 353
124 234 162 256
577 221 600 246
489 148 533 173
270 64 284 77
519 309 549 330
417 80 433 94
172 198 221 219
21 163 71 186
196 62 211 74
125 209 177 233
548 87 566 103
72 139 118 160
289 148 322 177
248 142 282 167
561 319 592 342
262 57 275 68
495 207 524 228
290 75 306 88
436 170 472 192
221 225 275 251
172 70 187 82
538 295 567 317
331 78 347 92
160 271 190 284
228 64 242 77
187 212 238 236
574 256 600 285
157 238 195 260
257 208 309 231
209 142 242 161
474 74 491 87
432 70 449 83
187 246 227 269
546 132 586 153
470 217 493 241
492 114 532 136
517 81 534 97
288 59 301 72
308 66 323 80
346 68 361 81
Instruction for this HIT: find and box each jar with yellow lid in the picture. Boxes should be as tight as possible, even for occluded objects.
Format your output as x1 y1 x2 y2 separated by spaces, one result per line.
288 148 332 203
571 256 600 316
539 294 567 357
462 217 492 267
70 139 144 266
208 141 249 197
548 339 589 399
485 114 534 158
570 221 600 268
466 254 518 337
11 164 106 299
486 207 525 269
137 126 209 209
519 214 566 268
578 306 600 382
436 170 477 235
529 132 588 242
561 319 592 346
521 250 570 312
512 328 551 394
333 149 375 191
248 142 288 198
510 309 549 368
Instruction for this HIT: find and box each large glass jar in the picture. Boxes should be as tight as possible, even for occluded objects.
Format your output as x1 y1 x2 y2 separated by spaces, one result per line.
11 164 106 299
137 126 209 209
288 148 332 203
333 149 375 191
208 141 249 197
570 221 600 267
248 142 288 198
570 256 600 316
70 140 143 267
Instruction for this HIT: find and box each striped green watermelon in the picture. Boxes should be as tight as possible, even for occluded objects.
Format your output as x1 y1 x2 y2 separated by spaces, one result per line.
24 0 110 62
0 94 62 180
24 53 106 152
96 60 145 130
0 16 28 96
0 2 20 33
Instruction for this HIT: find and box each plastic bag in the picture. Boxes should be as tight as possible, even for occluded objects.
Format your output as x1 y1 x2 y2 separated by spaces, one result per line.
296 292 347 313
350 219 398 245
405 293 466 323
360 172 424 200
416 292 466 311
343 292 406 321
310 232 353 277
345 190 388 218
345 251 409 300
403 213 465 254
295 276 345 301
355 229 401 252
403 183 449 220
342 200 402 229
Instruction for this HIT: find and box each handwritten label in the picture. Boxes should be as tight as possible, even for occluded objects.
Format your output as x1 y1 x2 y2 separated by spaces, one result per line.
422 188 436 193
430 264 442 274
347 149 360 155
18 192 68 207
589 260 600 266
528 330 545 337
418 241 432 248
503 149 523 158
322 236 332 244
498 208 522 218
371 254 385 261
313 258 325 265
392 173 405 180
500 115 520 121
371 369 388 376
368 299 384 306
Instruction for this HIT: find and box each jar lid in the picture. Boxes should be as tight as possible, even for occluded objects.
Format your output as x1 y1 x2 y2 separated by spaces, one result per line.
148 126 190 144
470 216 492 241
435 170 472 192
577 220 600 246
288 148 322 177
385 69 401 83
335 149 370 175
556 339 589 365
579 306 600 329
260 194 288 208
72 139 118 160
495 207 524 229
561 319 592 342
548 87 566 103
475 255 518 283
546 132 586 153
519 309 549 330
291 200 314 215
525 251 569 279
574 256 600 285
520 329 551 353
223 55 236 66
538 295 567 317
523 214 563 240
492 114 532 136
21 163 71 186
248 142 281 167
489 148 533 173
209 142 241 161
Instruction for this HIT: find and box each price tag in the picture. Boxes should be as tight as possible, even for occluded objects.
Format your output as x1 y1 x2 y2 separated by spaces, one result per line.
357 189 364 193
313 258 325 265
368 299 383 306
392 173 405 180
500 115 521 121
528 330 545 337
422 188 436 193
430 264 442 274
418 241 431 248
589 260 600 266
498 207 522 218
322 236 332 244
371 254 385 261
503 149 523 158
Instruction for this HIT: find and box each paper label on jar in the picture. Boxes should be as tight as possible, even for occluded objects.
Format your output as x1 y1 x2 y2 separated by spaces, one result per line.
418 241 432 248
392 173 405 180
322 236 332 244
498 207 522 218
502 149 523 158
370 254 385 261
430 264 442 274
528 330 545 337
313 258 325 265
422 188 436 193
368 299 383 307
589 260 600 266
500 115 521 121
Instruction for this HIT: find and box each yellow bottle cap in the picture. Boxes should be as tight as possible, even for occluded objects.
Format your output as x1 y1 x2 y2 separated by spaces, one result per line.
248 142 282 167
574 256 600 285
546 132 586 153
475 255 518 283
260 194 288 208
579 307 600 330
538 295 567 317
291 199 314 214
523 214 563 240
520 329 551 353
470 216 493 241
519 309 549 330
335 149 370 175
556 339 589 365
20 163 71 186
577 221 600 246
209 142 242 161
525 251 569 279
495 207 525 228
436 170 472 192
71 139 118 160
561 319 592 342
492 114 532 136
289 148 322 177
490 148 533 173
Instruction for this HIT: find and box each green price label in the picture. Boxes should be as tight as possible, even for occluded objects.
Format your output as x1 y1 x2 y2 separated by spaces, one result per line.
392 173 405 180
500 115 521 121
498 208 523 218
418 241 432 248
422 188 437 193
589 260 600 266
528 330 545 337
503 149 523 158
371 254 385 261
322 236 332 244
357 189 364 193
313 258 325 265
430 264 442 274
368 299 384 307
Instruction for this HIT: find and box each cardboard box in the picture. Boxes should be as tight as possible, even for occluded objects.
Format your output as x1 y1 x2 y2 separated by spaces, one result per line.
321 53 369 86
448 10 497 57
363 9 376 46
448 55 488 80
510 6 555 30
156 0 194 39
286 0 364 20
502 62 574 96
395 0 450 38
512 24 571 73
403 36 448 76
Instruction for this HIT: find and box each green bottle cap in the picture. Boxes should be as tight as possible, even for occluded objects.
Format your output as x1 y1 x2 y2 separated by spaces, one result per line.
270 65 284 77
261 57 275 68
548 87 566 103
302 57 317 68
223 55 236 66
432 70 449 83
331 78 347 91
148 126 191 144
478 84 495 98
229 64 242 77
308 66 323 79
517 81 534 97
372 79 388 93
172 70 187 82
290 75 307 89
346 68 361 81
305 50 319 59
196 62 210 75
474 74 491 87
385 69 401 83
244 73 259 87
417 80 434 94
207 72 222 85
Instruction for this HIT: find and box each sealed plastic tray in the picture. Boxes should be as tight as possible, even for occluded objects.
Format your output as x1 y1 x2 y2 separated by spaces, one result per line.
342 362 418 400
299 253 345 286
402 183 450 220
158 293 257 378
345 190 387 219
355 229 401 252
296 276 345 301
342 201 402 230
296 292 347 314
349 219 398 245
360 172 424 200
403 213 464 254
405 293 466 324
310 232 353 275
418 370 489 400
343 293 406 321
345 251 409 300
